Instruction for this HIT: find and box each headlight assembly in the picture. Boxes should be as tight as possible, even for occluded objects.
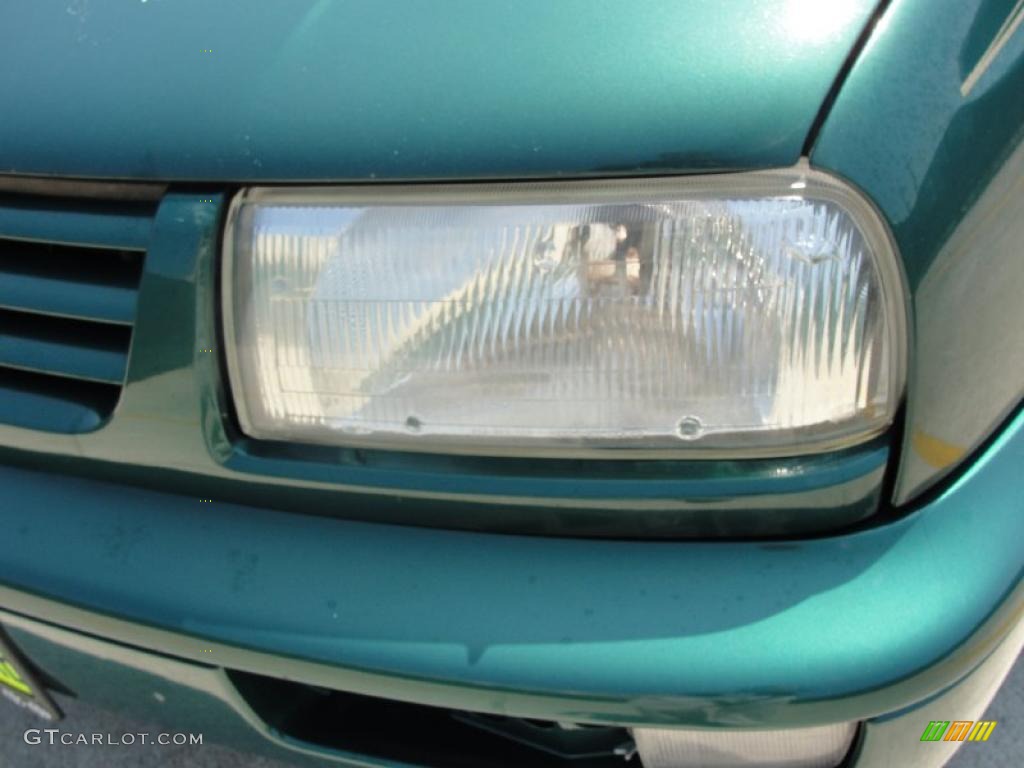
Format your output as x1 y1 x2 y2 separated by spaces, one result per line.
223 167 906 458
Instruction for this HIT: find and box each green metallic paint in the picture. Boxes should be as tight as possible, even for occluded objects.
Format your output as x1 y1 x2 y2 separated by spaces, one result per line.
4 609 1017 768
0 442 889 540
0 407 1023 729
810 0 1024 502
0 1 879 182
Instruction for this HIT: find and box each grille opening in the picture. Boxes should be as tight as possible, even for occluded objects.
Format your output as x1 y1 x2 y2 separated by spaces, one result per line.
228 670 632 767
0 366 120 433
0 308 132 385
0 308 133 353
0 193 152 434
0 192 157 231
0 239 144 294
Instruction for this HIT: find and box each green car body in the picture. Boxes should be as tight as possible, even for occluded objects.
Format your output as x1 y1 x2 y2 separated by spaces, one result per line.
1 1 1023 766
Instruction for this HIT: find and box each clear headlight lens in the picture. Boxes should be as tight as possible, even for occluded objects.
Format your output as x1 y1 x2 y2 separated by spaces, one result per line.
223 168 905 457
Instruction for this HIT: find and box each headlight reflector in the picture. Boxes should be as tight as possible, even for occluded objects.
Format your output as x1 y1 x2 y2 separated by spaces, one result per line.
223 169 905 457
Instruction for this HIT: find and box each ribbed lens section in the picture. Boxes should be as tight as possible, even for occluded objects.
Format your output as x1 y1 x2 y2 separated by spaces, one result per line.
225 172 904 456
632 722 858 768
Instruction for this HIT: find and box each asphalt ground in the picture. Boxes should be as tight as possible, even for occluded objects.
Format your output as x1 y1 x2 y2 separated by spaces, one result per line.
1 652 1021 767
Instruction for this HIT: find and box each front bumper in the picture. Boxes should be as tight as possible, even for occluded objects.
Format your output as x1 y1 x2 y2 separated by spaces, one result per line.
1 408 1023 764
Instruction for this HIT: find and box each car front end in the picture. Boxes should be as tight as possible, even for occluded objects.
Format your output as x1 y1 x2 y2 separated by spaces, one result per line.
1 1 1023 767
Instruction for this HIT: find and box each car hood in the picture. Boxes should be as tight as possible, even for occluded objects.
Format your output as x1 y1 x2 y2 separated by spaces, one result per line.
0 1 877 182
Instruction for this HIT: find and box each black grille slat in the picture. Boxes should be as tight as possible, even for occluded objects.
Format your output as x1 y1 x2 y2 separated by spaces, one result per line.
0 193 151 434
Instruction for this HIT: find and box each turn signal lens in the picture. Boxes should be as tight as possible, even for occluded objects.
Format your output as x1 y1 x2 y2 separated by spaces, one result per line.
632 722 858 768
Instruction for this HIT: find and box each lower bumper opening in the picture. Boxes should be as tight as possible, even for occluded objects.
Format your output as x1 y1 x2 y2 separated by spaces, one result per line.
228 669 634 766
228 669 861 768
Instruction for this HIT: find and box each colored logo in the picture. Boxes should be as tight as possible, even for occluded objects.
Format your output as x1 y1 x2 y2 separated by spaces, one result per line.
920 720 997 742
0 658 32 696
